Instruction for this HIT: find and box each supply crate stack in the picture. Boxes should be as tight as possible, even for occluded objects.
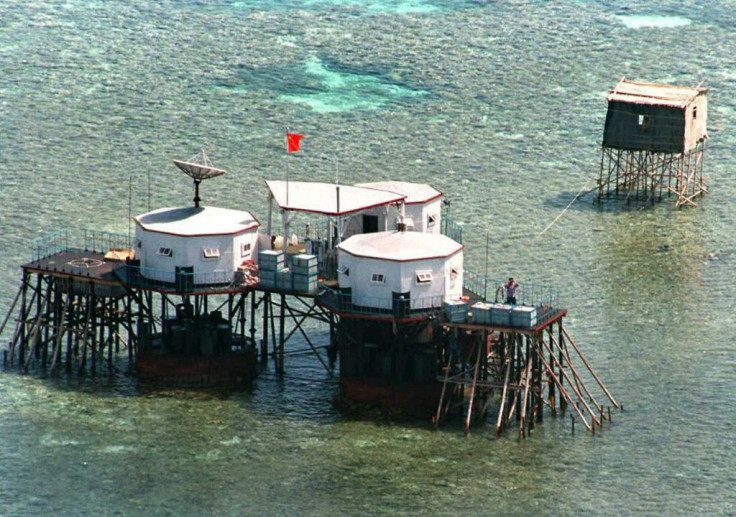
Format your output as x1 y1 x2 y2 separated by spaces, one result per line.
258 250 285 290
470 302 538 329
290 254 319 293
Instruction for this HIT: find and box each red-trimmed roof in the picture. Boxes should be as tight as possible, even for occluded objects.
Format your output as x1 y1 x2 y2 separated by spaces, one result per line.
355 181 443 205
265 180 406 216
134 205 259 236
337 231 462 262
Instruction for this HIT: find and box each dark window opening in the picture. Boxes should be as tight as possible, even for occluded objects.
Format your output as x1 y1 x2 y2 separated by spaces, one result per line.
371 273 385 284
363 214 379 233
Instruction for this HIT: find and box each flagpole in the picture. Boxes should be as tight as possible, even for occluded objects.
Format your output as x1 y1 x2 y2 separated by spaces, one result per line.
484 232 489 300
284 128 304 210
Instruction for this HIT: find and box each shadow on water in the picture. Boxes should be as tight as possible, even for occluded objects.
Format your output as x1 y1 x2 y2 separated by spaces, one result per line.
2 358 253 401
543 188 692 215
4 360 496 432
543 189 600 213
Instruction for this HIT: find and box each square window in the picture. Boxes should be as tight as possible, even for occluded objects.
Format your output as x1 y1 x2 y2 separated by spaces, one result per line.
338 266 350 276
157 247 173 257
428 214 438 226
371 273 385 284
241 242 252 257
203 248 220 259
416 270 433 284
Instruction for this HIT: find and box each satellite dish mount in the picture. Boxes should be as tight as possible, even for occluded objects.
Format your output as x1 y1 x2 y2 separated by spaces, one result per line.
173 150 226 207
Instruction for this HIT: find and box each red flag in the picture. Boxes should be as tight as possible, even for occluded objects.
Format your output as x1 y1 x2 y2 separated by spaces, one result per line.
286 132 304 153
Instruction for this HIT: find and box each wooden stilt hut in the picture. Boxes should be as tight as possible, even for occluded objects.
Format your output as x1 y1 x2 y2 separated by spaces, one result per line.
596 78 708 207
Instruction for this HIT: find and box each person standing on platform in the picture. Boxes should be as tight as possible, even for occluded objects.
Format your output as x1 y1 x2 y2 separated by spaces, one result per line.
505 277 519 305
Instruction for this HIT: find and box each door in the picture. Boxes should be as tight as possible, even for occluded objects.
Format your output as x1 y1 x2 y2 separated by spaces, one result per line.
362 214 379 233
175 266 194 292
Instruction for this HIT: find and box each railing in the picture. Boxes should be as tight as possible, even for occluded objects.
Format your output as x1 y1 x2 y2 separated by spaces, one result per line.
31 228 131 262
441 213 463 244
462 269 562 324
122 265 236 293
463 266 489 299
318 286 443 319
486 278 560 310
83 229 132 254
463 268 560 307
31 229 70 262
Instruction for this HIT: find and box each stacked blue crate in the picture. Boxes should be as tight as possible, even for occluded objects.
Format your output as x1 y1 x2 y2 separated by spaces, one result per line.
510 306 538 328
471 302 492 324
276 268 293 290
259 269 277 287
489 303 513 326
258 250 285 289
291 254 318 293
443 299 468 323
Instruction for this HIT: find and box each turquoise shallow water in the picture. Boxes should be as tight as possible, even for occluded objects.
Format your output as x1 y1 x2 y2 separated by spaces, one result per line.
1 1 735 515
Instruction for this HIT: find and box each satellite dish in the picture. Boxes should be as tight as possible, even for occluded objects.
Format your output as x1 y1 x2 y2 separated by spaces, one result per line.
173 150 226 207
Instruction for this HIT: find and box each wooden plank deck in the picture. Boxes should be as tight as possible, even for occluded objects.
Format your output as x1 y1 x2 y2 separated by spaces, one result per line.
23 249 126 286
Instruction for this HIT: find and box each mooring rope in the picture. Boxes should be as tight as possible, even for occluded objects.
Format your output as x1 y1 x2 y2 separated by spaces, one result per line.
525 175 597 247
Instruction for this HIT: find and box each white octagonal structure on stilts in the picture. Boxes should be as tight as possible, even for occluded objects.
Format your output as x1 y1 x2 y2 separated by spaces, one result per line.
336 230 463 312
133 205 260 286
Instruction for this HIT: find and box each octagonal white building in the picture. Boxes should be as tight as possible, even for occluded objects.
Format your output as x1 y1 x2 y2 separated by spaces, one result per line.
133 205 260 286
336 230 463 311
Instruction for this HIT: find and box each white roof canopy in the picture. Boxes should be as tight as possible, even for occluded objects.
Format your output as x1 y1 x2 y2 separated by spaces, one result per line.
265 180 406 216
355 181 442 205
